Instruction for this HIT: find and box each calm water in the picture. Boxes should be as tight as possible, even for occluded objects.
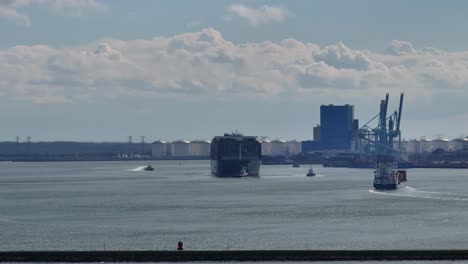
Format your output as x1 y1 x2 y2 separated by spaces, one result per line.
1 160 468 251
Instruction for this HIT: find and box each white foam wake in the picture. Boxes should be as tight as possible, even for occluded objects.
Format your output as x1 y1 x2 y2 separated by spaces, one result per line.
369 186 468 201
129 166 147 171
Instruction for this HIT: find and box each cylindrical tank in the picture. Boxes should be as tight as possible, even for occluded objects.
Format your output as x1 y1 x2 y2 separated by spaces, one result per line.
270 139 286 156
452 137 468 152
449 138 464 152
151 140 167 158
260 139 272 156
170 140 190 157
431 138 450 152
286 140 302 155
405 139 420 153
400 139 409 153
190 140 211 156
420 138 432 153
464 137 468 151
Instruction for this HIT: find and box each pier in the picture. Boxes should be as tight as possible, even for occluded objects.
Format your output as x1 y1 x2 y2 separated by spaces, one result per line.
3 250 468 262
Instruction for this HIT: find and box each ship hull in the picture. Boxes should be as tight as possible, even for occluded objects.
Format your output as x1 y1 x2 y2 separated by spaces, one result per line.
373 183 397 190
211 160 261 177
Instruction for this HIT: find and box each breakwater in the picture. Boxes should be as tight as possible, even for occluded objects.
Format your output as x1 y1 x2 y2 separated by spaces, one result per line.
3 250 468 262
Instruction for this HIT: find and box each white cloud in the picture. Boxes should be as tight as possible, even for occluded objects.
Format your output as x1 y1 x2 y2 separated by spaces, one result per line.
0 0 105 26
314 42 372 71
0 4 30 26
385 40 416 55
0 29 467 104
227 4 289 26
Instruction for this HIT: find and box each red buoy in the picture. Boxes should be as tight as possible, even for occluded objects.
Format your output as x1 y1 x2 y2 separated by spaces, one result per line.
177 241 183 251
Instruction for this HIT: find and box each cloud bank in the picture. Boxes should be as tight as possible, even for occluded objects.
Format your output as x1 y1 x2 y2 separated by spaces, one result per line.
1 28 468 103
227 4 289 26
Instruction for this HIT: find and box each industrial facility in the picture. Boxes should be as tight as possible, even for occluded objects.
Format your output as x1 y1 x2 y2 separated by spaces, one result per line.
297 93 468 168
1 93 467 166
302 104 358 152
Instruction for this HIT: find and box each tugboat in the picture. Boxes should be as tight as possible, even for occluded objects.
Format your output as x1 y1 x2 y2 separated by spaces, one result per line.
144 165 154 171
306 167 316 177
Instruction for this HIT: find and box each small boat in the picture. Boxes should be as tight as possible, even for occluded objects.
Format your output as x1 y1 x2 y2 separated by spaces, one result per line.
144 165 154 171
292 162 300 168
306 167 316 177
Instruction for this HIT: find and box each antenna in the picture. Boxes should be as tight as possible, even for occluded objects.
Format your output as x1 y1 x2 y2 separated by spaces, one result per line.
141 136 146 154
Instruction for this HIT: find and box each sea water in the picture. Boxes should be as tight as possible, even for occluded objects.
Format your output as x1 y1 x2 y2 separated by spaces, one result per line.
1 160 468 251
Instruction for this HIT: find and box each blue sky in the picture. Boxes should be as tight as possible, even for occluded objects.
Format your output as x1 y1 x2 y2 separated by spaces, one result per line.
3 0 468 51
1 0 468 141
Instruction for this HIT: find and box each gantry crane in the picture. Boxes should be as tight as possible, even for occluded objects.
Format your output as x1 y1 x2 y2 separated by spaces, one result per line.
353 93 404 158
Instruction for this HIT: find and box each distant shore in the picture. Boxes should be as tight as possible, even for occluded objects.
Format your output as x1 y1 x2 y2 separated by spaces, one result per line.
3 250 468 262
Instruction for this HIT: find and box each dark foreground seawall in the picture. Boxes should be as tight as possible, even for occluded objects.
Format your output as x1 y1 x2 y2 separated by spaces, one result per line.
3 250 468 262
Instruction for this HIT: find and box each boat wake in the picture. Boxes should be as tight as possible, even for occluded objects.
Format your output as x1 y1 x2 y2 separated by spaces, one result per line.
369 186 468 201
129 166 148 172
312 174 326 177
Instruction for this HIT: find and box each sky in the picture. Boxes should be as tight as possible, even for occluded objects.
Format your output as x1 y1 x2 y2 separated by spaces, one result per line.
1 0 468 142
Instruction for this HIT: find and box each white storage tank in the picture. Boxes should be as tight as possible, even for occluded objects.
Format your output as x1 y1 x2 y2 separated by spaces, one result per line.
420 137 432 153
151 140 167 158
286 140 302 155
431 138 450 152
400 139 409 153
464 137 468 151
171 140 190 157
451 137 468 151
260 139 272 156
190 140 211 156
405 139 420 153
270 139 286 156
449 138 464 152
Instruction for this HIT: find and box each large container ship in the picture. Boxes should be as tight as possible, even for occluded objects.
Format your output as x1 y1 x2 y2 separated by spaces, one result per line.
210 133 262 177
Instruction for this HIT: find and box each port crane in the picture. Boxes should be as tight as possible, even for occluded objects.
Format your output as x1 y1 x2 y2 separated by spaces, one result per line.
353 93 404 157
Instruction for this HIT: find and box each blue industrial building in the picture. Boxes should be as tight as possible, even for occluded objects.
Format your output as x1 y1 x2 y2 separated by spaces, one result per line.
302 104 357 152
320 104 354 150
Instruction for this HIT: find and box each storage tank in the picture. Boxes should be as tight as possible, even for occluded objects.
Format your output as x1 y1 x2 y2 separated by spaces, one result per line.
431 138 450 152
286 140 302 155
270 139 286 156
171 140 190 157
451 137 468 151
151 140 167 158
400 139 409 153
260 139 272 156
405 139 421 153
449 138 464 152
464 137 468 151
190 140 211 156
420 138 432 153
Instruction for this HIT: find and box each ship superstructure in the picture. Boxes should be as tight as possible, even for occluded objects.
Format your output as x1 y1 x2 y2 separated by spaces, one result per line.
210 133 262 177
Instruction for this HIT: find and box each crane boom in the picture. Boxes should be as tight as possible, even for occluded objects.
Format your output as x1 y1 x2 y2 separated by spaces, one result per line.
396 93 404 133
